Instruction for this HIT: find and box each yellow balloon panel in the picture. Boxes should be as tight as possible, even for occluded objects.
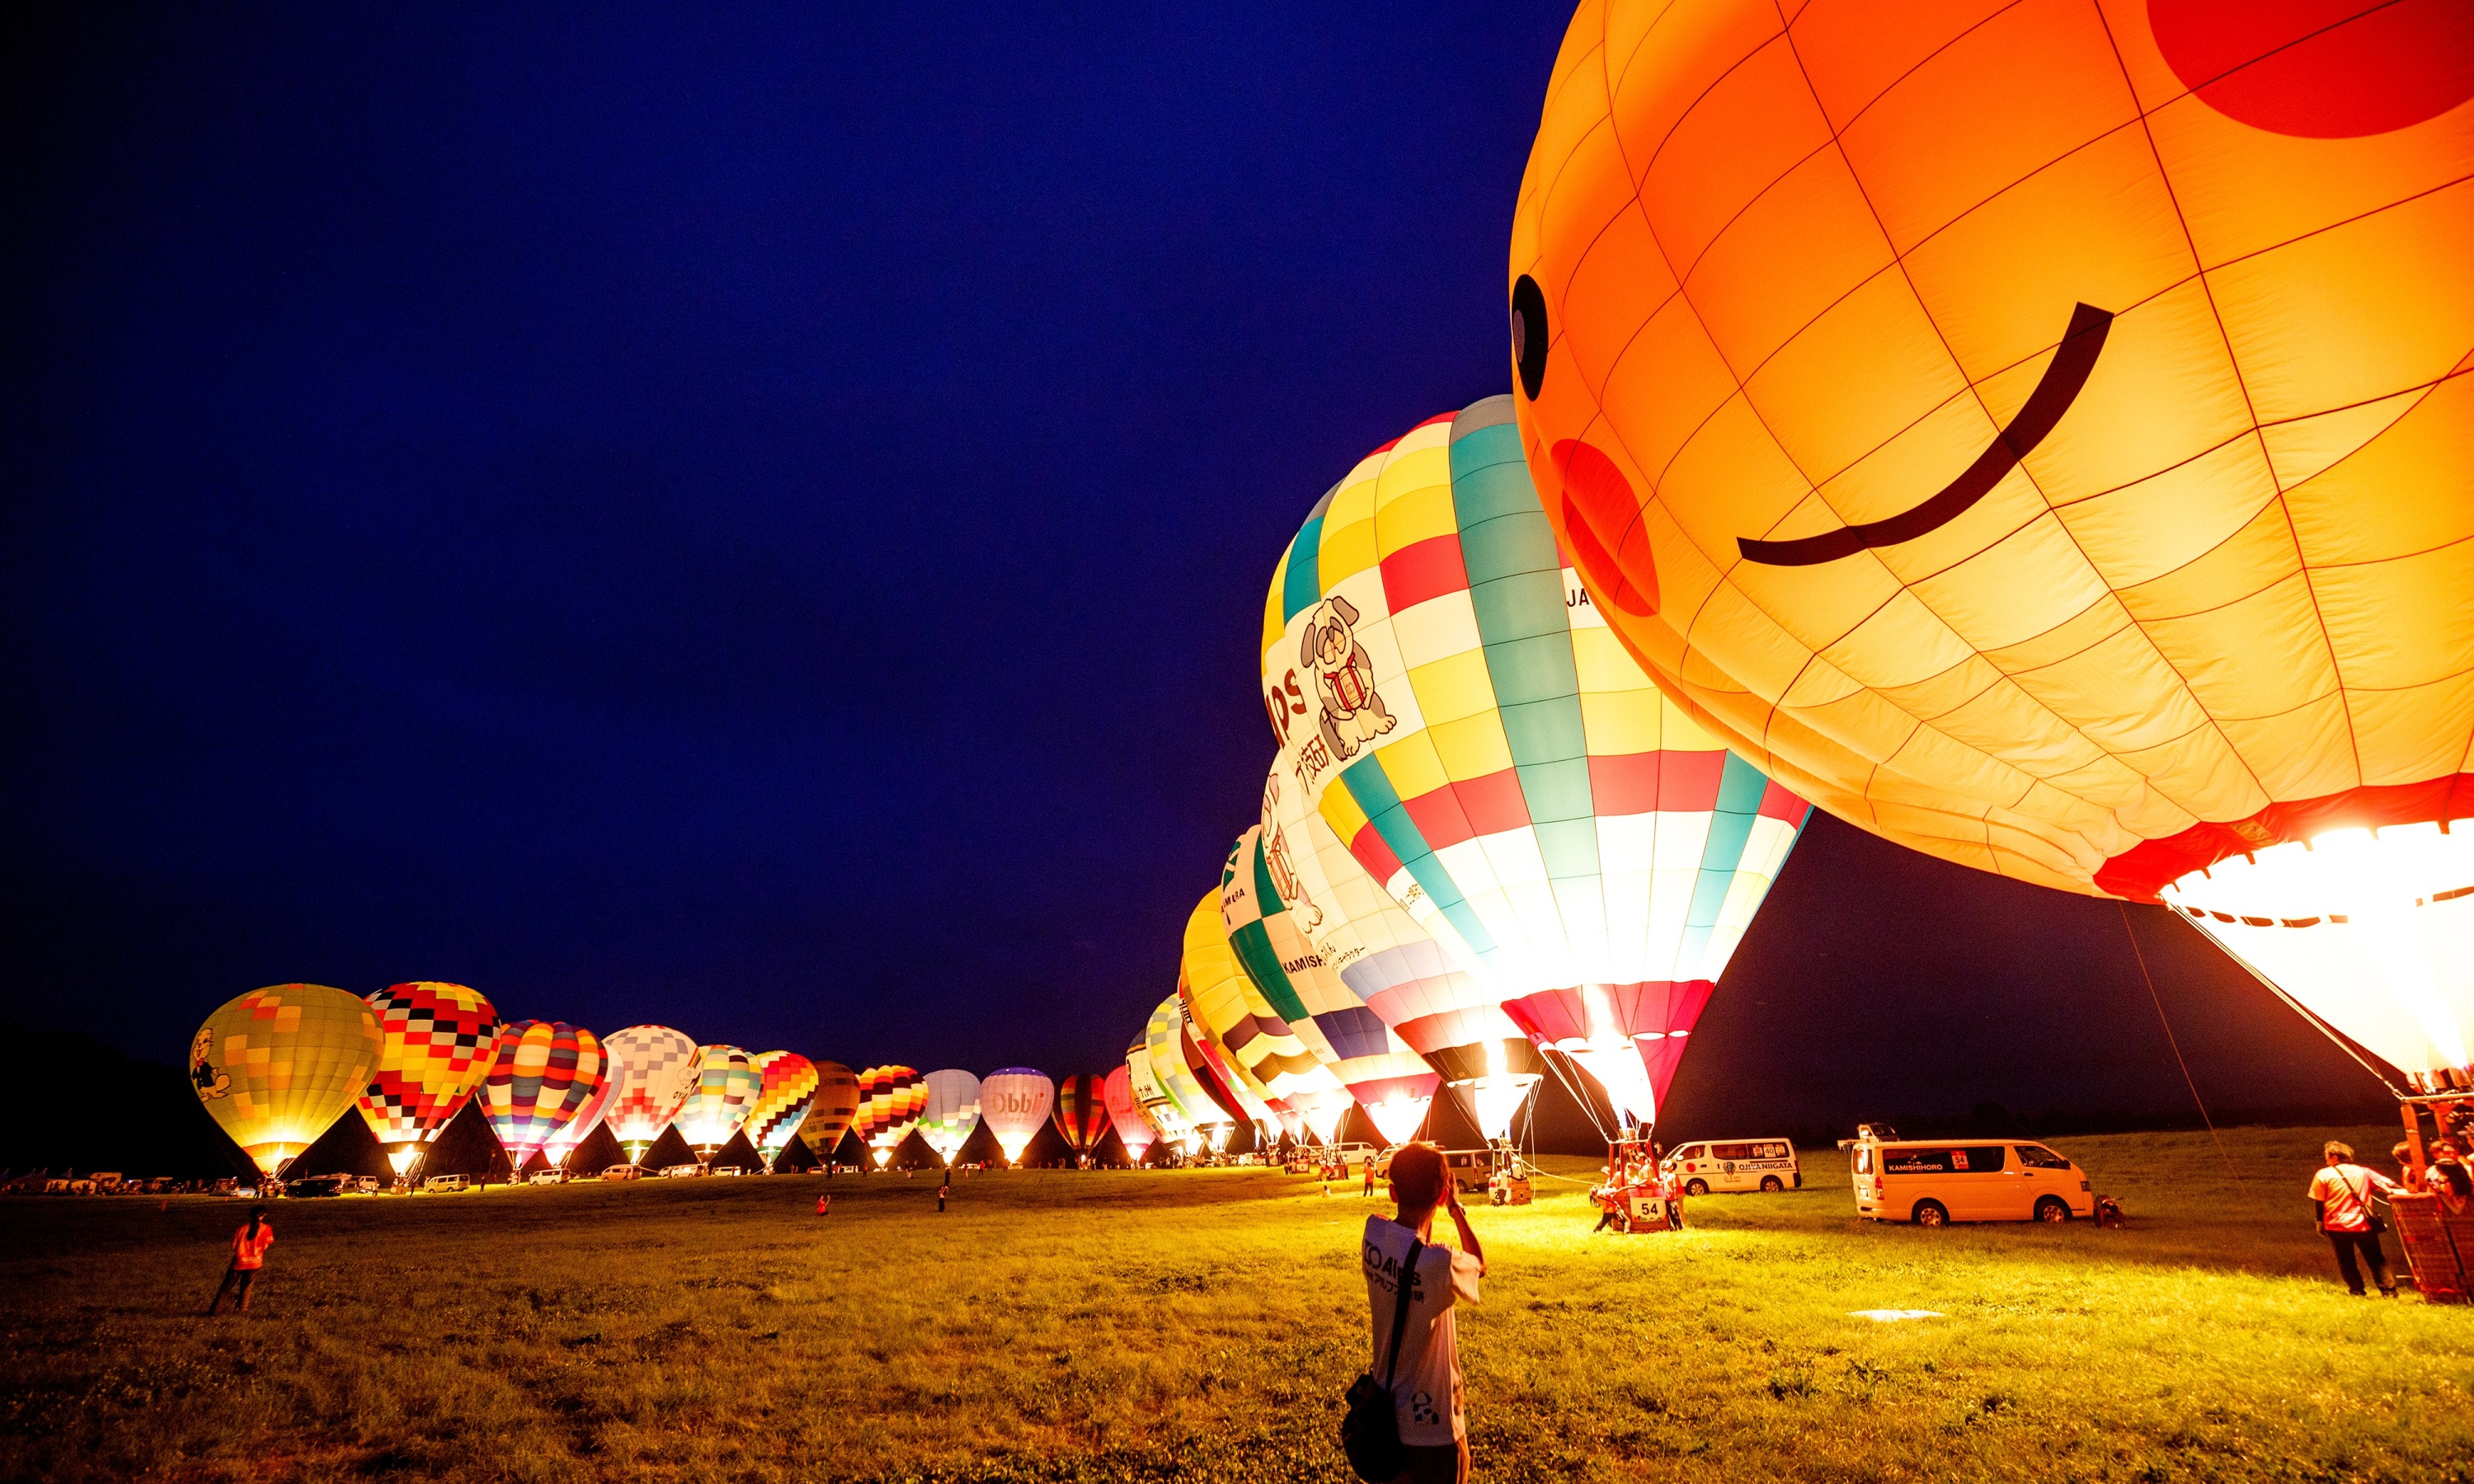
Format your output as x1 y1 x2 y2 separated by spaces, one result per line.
1509 0 2474 905
192 984 383 1176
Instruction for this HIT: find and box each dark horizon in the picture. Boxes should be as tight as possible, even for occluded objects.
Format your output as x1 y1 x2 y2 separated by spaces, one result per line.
3 6 2394 1148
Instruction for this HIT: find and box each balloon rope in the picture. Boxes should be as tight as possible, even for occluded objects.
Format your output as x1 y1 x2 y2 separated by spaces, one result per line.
2119 901 2245 1192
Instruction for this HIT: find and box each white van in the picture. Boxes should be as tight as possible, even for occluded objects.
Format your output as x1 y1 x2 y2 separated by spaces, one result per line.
1849 1138 2094 1226
1663 1139 1799 1194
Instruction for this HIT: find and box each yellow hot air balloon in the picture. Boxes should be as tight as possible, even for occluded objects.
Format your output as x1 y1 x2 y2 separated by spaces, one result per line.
1178 887 1350 1144
1511 0 2474 1092
191 985 383 1178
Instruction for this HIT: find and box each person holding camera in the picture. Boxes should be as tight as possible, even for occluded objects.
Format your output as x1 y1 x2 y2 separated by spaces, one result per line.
1354 1143 1484 1484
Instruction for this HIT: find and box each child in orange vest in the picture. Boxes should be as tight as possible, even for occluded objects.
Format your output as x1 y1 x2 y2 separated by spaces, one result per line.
209 1206 274 1315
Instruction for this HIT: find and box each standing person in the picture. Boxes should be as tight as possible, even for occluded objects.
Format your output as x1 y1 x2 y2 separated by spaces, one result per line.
936 1178 949 1213
1360 1142 1484 1484
2309 1141 2400 1297
208 1206 274 1315
1362 1157 1378 1199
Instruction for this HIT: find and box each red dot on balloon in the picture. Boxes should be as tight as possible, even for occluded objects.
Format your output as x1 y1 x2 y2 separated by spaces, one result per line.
2149 0 2474 139
1551 439 1657 618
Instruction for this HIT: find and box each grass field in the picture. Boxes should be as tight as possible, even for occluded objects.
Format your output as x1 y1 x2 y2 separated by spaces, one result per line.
4 1125 2471 1483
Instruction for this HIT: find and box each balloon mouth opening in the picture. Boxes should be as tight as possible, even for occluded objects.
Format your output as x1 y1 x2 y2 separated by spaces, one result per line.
387 1148 421 1176
1364 1097 1432 1148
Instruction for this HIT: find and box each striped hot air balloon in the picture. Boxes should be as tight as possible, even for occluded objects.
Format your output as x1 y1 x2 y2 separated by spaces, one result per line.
919 1068 983 1167
1260 397 1809 1129
1145 994 1230 1153
543 1069 616 1171
602 1025 700 1164
854 1065 927 1168
480 1021 605 1172
1054 1073 1113 1162
746 1051 821 1171
1224 827 1439 1144
1103 1062 1156 1164
797 1059 862 1168
191 984 383 1177
675 1045 763 1161
356 982 503 1178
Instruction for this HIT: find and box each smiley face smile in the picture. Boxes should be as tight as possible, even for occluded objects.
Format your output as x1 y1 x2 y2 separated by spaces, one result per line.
1738 303 2114 567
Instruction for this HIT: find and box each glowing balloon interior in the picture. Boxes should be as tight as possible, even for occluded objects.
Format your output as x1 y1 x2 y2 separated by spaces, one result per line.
602 1026 700 1164
191 984 383 1177
356 982 503 1176
980 1067 1055 1164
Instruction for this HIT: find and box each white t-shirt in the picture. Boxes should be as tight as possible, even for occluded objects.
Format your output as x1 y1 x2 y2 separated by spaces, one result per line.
1362 1215 1483 1446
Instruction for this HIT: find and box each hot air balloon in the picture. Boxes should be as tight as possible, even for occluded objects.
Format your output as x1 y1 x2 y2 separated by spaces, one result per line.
1264 769 1544 1143
1103 1061 1157 1164
1143 998 1225 1153
356 982 504 1178
190 984 383 1178
1261 397 1810 1131
981 1068 1055 1166
747 1051 821 1171
1507 2 2473 1097
1223 827 1439 1144
919 1068 983 1167
543 1070 616 1171
1178 886 1349 1145
480 1021 605 1173
602 1025 700 1165
1178 986 1272 1147
1055 1073 1113 1163
674 1045 762 1163
1118 1039 1173 1167
854 1065 927 1169
797 1059 862 1168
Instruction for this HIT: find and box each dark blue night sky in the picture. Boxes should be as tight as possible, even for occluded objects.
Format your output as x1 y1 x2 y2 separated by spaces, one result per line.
4 6 2383 1134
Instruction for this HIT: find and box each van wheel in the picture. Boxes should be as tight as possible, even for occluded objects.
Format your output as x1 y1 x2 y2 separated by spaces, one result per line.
1912 1200 1949 1228
1685 1179 1709 1196
1759 1176 1785 1193
2035 1196 2069 1223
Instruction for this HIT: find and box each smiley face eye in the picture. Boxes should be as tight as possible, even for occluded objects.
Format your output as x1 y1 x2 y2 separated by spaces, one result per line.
1512 275 1549 400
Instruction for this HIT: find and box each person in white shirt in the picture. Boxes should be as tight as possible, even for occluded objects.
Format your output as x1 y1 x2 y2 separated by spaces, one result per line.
1362 1142 1485 1484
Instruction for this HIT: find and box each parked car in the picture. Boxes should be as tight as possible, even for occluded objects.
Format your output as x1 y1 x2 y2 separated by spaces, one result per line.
527 1169 568 1186
1846 1133 2095 1226
600 1164 642 1181
287 1174 354 1198
421 1173 470 1193
658 1163 705 1179
1371 1148 1493 1194
711 1165 745 1177
1662 1139 1801 1195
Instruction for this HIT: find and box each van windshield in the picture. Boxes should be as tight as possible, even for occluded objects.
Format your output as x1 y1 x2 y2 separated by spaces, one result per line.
2015 1144 2072 1170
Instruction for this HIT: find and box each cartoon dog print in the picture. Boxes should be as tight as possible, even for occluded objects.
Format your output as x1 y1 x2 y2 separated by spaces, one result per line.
1299 595 1395 761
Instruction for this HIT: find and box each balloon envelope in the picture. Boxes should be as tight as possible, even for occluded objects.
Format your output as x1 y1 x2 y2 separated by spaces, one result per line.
1054 1072 1113 1157
854 1065 927 1167
1260 398 1808 1127
1509 2 2473 1090
602 1025 700 1163
981 1068 1055 1163
918 1068 982 1165
1123 1033 1183 1154
543 1070 617 1170
1103 1062 1156 1162
191 984 383 1177
1179 885 1348 1139
480 1021 605 1171
747 1051 821 1167
797 1059 862 1164
1142 1000 1223 1151
356 982 504 1175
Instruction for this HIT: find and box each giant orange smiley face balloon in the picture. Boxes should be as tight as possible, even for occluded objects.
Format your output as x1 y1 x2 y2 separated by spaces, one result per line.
1511 1 2474 1089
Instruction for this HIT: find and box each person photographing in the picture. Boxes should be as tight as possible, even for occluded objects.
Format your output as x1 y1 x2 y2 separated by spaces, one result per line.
1351 1143 1484 1484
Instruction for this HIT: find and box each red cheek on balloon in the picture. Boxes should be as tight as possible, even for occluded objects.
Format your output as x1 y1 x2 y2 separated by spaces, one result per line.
1551 439 1658 618
2149 0 2474 139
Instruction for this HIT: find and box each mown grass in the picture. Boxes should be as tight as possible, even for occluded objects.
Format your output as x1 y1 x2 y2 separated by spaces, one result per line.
3 1125 2469 1483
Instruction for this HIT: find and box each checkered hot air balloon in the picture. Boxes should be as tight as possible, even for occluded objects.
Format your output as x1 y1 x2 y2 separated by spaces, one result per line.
854 1065 926 1168
480 1021 605 1172
746 1051 821 1171
1260 397 1810 1131
797 1060 861 1167
1223 828 1438 1144
543 1069 616 1170
675 1045 762 1161
1053 1073 1113 1162
979 1068 1053 1166
192 984 384 1177
602 1025 699 1164
355 982 504 1178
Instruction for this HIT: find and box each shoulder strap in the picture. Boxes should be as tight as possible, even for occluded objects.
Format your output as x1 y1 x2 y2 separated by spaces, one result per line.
1381 1238 1424 1387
